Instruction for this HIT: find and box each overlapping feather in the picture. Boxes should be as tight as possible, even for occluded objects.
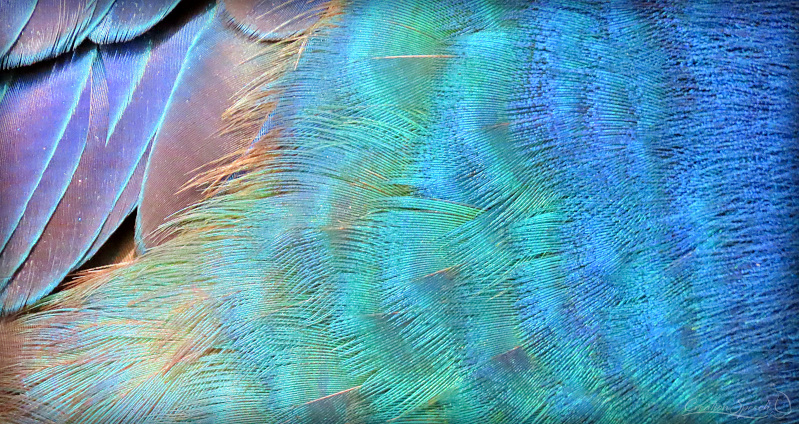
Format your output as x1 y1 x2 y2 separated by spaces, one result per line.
0 0 796 423
0 0 326 312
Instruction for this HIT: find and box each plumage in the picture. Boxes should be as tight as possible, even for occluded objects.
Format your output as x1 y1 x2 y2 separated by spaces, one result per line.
0 46 116 312
0 0 115 69
0 72 90 297
136 4 276 248
88 0 183 44
220 0 330 40
82 143 151 266
0 49 95 258
0 0 797 423
0 0 37 59
1 1 272 310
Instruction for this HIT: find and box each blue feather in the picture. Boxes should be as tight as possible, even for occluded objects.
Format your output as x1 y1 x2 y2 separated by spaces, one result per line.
0 1 796 422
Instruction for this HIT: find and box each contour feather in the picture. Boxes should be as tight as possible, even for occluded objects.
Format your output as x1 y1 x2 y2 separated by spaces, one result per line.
0 1 796 423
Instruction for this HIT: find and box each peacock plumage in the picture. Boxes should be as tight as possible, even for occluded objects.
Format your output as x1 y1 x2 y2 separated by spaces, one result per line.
0 0 797 422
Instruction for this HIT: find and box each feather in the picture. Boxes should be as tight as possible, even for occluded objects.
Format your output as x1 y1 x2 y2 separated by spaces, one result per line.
220 0 329 40
0 49 95 257
0 0 115 69
0 2 215 313
88 0 183 44
0 68 91 294
0 0 37 58
81 143 151 265
0 1 797 423
136 7 278 249
0 47 111 312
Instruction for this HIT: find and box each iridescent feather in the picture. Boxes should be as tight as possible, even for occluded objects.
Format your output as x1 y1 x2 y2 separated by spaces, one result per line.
0 1 796 423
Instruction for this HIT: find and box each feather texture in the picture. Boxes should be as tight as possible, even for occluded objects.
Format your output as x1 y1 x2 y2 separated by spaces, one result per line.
82 143 151 266
0 47 112 312
0 0 115 69
0 2 215 312
0 50 95 258
88 0 183 44
0 0 37 59
0 67 91 296
136 6 273 248
0 0 797 423
220 0 328 40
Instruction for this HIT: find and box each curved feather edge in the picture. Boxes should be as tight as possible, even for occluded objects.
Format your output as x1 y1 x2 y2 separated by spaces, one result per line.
0 2 217 314
0 50 95 258
0 0 36 58
0 74 91 293
135 3 331 249
220 0 329 41
0 1 797 423
79 143 151 268
88 0 183 44
0 0 115 70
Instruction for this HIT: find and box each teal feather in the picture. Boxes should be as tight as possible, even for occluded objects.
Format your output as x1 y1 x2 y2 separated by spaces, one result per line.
0 1 797 423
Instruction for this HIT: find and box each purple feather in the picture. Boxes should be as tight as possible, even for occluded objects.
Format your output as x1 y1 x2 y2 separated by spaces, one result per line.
89 0 183 44
0 50 95 256
137 9 270 248
0 0 115 69
221 0 328 40
0 0 36 58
